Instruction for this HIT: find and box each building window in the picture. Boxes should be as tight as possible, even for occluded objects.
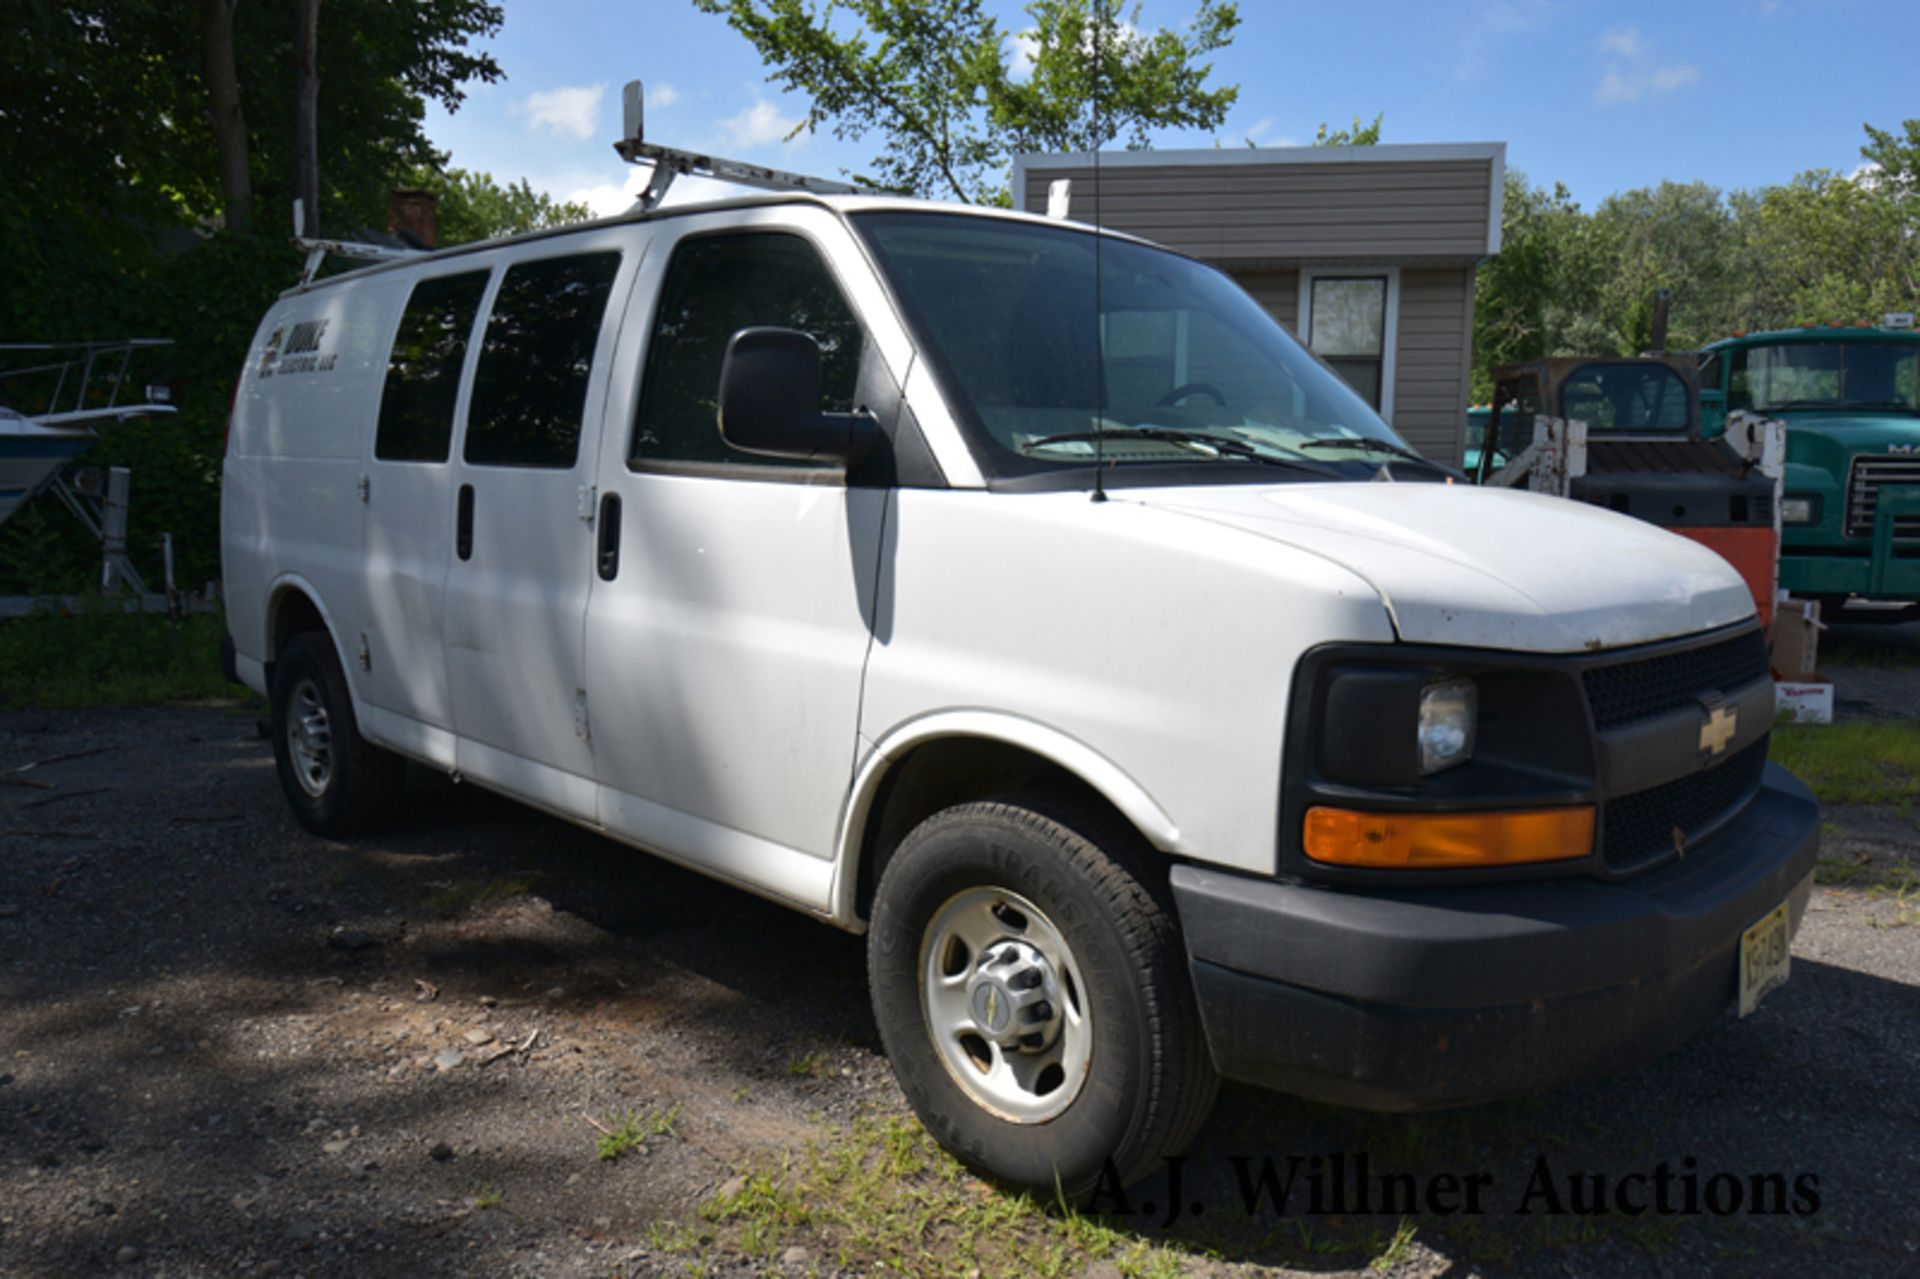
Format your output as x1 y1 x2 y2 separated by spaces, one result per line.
1304 274 1390 411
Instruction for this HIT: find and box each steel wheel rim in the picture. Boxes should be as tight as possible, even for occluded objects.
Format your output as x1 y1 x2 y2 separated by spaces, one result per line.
286 677 333 798
919 886 1093 1124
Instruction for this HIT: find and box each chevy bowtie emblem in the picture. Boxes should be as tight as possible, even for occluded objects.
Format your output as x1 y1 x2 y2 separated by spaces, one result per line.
1699 705 1738 755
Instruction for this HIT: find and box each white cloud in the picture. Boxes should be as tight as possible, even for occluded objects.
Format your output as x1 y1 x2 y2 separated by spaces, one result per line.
567 166 745 218
718 98 804 149
650 83 681 108
1597 26 1648 59
1242 117 1298 148
1453 0 1558 82
513 83 607 140
1010 30 1040 80
1593 27 1698 104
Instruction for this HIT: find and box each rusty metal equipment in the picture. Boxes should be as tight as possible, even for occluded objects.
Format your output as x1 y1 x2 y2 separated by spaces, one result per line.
1473 355 1785 628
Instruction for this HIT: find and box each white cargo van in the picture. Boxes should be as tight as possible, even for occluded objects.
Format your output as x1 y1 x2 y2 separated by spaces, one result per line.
222 184 1818 1197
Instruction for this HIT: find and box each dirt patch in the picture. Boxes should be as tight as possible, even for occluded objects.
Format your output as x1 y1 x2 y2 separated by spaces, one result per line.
2 706 1917 1277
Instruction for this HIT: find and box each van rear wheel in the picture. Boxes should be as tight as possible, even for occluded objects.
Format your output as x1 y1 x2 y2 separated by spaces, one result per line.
269 632 405 837
867 797 1217 1199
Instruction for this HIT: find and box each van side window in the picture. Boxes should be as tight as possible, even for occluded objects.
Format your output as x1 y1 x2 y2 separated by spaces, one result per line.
632 233 863 468
465 252 622 468
375 270 489 463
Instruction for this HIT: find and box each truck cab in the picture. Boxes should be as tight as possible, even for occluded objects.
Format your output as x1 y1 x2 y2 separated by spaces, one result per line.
1698 325 1920 612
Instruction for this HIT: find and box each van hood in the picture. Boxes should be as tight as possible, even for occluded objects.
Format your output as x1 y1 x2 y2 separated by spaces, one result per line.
1132 481 1756 654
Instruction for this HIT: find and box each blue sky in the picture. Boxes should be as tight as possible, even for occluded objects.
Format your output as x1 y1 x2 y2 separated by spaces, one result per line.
423 0 1916 216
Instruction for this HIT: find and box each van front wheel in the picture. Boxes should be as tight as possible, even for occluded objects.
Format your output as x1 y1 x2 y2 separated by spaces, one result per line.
269 631 405 837
867 798 1217 1199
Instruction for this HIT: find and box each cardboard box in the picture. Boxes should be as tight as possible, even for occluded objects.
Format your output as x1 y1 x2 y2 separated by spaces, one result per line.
1770 596 1823 678
1775 675 1834 725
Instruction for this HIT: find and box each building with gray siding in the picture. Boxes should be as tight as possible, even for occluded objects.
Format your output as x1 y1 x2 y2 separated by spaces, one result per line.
1014 143 1505 464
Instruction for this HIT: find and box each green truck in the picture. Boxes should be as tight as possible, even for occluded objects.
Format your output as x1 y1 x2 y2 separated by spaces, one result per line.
1695 324 1920 614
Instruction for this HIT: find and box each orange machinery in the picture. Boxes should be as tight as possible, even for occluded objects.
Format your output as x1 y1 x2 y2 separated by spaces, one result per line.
1472 355 1780 628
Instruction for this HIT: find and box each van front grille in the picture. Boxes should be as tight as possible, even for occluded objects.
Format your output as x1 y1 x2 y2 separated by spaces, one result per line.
1602 738 1770 871
1846 455 1920 539
1581 630 1770 731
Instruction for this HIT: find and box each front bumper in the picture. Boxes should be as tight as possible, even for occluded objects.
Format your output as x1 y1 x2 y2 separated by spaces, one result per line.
1172 763 1819 1111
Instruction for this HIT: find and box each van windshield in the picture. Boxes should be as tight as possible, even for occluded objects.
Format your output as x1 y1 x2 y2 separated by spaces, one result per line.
852 212 1423 480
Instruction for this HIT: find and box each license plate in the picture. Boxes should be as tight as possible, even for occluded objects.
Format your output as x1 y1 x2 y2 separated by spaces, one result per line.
1738 901 1792 1017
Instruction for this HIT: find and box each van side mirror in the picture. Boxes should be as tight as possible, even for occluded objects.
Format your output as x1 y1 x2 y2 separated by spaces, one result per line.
718 327 880 464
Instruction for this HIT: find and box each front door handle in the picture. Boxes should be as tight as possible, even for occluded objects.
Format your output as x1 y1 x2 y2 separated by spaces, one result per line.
596 492 622 580
456 484 474 561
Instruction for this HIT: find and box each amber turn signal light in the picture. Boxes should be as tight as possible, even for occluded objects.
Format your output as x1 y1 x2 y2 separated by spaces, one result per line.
1303 805 1595 869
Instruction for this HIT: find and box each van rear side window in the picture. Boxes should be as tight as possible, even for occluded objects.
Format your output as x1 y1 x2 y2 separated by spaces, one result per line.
465 252 621 468
375 270 490 463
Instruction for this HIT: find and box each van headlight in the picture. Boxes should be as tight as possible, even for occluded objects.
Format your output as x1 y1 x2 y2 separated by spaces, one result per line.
1418 678 1477 775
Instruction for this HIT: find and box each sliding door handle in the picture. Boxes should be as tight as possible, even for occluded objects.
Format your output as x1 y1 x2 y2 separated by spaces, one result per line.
596 492 622 580
456 484 474 561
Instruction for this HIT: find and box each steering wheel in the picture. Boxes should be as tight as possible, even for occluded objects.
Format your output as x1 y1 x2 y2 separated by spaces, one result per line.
1156 381 1226 407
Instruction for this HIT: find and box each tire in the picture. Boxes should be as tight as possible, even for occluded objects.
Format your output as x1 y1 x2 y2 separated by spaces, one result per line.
269 631 406 837
868 796 1218 1199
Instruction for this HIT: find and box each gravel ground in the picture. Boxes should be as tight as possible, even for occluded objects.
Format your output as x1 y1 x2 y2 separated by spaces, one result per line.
1 703 1917 1278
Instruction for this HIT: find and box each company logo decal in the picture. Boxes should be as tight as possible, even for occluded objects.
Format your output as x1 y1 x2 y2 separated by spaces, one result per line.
258 318 336 378
1699 706 1738 756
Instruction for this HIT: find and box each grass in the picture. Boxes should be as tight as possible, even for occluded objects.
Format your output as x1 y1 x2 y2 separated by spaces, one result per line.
0 602 234 709
685 1113 1193 1279
1769 719 1920 806
1820 628 1920 668
594 1104 681 1162
786 1053 827 1079
472 1186 504 1210
423 873 541 913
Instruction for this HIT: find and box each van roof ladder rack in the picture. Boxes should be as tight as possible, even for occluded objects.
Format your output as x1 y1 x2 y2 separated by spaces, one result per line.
614 80 862 212
291 199 424 285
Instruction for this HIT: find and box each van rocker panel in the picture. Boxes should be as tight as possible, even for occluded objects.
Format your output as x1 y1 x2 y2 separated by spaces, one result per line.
1170 763 1819 1111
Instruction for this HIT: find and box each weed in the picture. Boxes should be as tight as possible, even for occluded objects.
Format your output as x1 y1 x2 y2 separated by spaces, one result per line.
694 1114 1192 1279
472 1186 503 1210
0 603 234 709
1369 1216 1418 1272
425 874 539 913
1771 720 1920 806
1821 630 1920 668
786 1053 826 1078
594 1104 681 1161
1817 854 1920 892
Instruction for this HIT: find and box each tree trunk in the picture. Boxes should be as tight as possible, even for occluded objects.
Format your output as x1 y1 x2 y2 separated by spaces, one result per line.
294 0 321 238
199 0 252 233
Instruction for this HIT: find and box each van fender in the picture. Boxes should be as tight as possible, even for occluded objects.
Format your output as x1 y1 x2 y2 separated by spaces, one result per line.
828 710 1182 927
263 572 366 708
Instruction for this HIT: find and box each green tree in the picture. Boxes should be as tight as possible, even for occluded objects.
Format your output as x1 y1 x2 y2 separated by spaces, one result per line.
690 0 1240 204
1313 113 1382 146
1470 171 1612 399
0 1 516 593
408 167 595 245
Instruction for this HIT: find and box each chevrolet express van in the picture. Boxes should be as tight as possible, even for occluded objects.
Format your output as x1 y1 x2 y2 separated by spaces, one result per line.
221 194 1818 1197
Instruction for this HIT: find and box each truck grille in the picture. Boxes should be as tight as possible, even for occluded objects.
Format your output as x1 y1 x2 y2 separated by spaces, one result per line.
1602 738 1769 871
1581 629 1770 731
1845 455 1920 539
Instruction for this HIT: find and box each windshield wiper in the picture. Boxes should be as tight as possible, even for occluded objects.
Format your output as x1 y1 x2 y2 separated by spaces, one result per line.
1297 436 1434 465
1020 426 1334 472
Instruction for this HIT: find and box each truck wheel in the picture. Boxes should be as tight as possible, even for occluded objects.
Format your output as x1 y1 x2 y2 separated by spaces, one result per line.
269 631 405 837
868 797 1217 1199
